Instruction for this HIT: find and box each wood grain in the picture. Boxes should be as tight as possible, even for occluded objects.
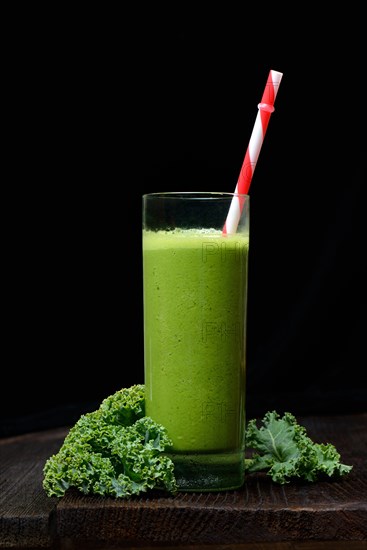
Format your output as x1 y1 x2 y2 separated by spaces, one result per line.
1 416 366 549
0 427 67 548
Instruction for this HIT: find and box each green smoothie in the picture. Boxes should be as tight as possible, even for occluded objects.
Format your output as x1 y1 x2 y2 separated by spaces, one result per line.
143 228 249 456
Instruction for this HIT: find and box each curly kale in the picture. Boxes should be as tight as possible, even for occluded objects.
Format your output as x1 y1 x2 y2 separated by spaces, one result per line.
43 386 353 498
43 385 177 498
244 410 353 484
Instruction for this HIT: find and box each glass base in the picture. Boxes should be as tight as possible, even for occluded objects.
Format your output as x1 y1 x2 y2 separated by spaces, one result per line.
169 450 245 492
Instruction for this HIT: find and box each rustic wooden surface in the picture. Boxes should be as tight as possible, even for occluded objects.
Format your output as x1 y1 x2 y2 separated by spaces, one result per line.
0 414 366 549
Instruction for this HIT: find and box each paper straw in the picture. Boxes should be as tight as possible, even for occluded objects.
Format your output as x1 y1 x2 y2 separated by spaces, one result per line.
223 69 283 234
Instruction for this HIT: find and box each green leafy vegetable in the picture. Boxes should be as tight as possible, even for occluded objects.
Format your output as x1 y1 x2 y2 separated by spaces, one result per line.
43 386 353 499
43 385 177 498
244 410 353 484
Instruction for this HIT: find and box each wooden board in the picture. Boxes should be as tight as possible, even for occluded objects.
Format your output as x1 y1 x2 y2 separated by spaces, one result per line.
1 415 366 549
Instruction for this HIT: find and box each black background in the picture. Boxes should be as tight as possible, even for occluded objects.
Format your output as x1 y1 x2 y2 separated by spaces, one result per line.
2 8 366 437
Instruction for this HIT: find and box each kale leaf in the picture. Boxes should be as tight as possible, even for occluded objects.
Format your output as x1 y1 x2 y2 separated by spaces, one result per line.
42 385 177 498
244 410 353 484
43 387 353 499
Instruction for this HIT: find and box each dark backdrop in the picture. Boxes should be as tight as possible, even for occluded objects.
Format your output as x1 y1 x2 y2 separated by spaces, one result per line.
2 10 366 437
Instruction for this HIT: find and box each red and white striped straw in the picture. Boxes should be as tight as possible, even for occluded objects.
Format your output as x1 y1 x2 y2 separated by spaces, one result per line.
223 69 283 234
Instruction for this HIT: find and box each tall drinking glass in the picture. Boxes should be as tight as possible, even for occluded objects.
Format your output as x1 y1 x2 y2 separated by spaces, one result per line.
142 192 249 491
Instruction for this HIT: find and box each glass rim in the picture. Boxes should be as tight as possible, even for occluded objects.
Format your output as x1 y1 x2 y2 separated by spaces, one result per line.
142 191 249 200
